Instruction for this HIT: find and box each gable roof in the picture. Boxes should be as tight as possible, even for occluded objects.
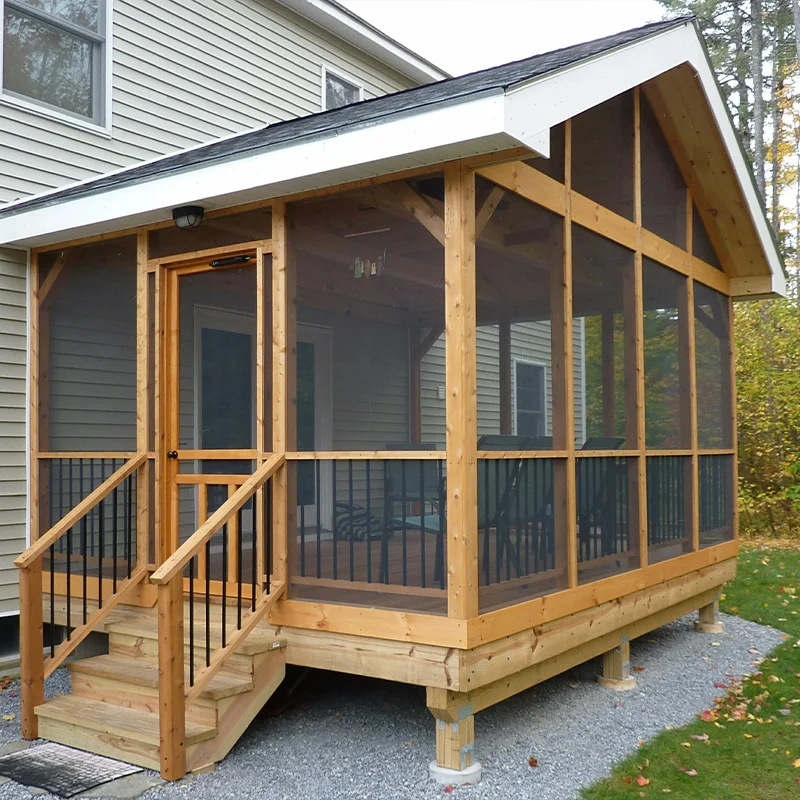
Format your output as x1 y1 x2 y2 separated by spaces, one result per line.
275 0 449 83
0 15 784 298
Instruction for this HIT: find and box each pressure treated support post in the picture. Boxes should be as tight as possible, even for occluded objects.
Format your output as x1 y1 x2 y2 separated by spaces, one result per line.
597 635 637 691
158 576 186 780
19 561 44 739
695 596 724 634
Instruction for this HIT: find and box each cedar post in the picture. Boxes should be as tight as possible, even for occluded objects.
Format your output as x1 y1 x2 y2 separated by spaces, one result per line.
19 561 44 739
272 200 297 589
158 576 186 779
444 164 478 620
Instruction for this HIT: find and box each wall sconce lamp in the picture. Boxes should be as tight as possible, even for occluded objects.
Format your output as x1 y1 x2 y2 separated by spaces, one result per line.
172 205 204 230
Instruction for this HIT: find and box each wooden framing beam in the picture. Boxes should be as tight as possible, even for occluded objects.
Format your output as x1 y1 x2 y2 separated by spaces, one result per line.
444 164 478 619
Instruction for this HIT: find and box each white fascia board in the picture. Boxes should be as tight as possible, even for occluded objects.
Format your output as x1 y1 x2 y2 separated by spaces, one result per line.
0 92 549 248
275 0 448 83
505 22 786 297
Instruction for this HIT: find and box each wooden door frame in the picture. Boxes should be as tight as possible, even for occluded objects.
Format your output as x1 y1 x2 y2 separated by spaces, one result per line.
157 243 270 566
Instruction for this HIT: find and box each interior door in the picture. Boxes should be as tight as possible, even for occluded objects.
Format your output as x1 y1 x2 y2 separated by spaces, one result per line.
162 248 263 563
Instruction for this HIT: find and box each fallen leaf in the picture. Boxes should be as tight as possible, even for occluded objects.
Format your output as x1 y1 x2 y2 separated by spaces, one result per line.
690 734 709 741
569 682 580 689
680 742 692 748
637 738 645 747
793 759 800 768
710 642 721 647
623 777 633 784
1 714 14 721
633 666 646 673
713 682 728 689
636 775 650 787
686 769 698 777
444 786 453 794
528 756 539 768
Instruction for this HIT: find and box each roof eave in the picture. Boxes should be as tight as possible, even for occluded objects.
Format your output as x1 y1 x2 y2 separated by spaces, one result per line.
273 0 449 83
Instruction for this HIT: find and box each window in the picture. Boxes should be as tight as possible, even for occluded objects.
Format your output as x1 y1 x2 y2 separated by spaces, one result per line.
323 67 362 110
514 361 546 437
2 0 107 125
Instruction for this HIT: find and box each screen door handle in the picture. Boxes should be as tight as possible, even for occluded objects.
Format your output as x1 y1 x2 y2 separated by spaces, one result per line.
167 450 179 459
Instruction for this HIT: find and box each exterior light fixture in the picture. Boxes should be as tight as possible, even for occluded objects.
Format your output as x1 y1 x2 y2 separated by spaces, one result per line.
172 205 204 229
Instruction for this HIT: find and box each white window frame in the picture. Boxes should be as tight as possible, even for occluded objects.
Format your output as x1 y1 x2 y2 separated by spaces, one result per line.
512 358 547 438
0 0 112 134
321 64 364 111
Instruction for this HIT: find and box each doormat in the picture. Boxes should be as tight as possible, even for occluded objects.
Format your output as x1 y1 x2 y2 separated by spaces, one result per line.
0 742 142 797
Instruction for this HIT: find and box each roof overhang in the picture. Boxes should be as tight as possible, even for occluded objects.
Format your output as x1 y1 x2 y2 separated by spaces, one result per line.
274 0 449 83
0 20 784 298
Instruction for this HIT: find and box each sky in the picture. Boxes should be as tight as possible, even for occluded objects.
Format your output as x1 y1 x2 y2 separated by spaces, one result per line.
339 0 666 76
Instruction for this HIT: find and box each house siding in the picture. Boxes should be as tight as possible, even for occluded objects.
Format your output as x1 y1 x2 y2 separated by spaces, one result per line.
0 248 26 615
0 0 416 204
421 323 586 447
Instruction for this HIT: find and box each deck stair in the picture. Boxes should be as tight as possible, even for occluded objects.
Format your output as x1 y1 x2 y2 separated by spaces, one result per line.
34 610 287 773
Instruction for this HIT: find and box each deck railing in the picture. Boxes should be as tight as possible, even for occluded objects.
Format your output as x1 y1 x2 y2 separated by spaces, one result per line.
289 452 447 613
16 452 148 739
150 452 285 779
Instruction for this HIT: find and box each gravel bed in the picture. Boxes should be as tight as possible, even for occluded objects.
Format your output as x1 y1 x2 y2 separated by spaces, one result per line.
0 612 785 800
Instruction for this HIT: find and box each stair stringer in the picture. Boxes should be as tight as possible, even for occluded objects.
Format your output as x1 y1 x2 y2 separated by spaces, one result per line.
187 646 286 773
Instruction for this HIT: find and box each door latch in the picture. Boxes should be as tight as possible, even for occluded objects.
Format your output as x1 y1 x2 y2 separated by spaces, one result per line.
167 450 179 459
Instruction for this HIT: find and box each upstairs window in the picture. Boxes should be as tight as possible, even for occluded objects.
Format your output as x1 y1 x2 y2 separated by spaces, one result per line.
514 361 546 437
323 66 362 110
2 0 108 125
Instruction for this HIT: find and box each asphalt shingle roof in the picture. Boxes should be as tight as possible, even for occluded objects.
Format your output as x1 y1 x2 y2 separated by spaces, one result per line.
0 16 693 219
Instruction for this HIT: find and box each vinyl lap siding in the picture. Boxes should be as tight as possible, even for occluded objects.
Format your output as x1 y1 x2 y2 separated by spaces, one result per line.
421 322 587 446
0 0 417 203
0 249 26 614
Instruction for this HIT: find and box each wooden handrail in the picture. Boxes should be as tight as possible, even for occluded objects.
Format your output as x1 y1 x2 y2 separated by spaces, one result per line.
16 452 147 570
151 453 285 586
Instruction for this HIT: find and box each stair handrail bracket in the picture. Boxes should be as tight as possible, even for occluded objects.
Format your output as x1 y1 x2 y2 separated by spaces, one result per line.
152 452 285 781
15 452 149 740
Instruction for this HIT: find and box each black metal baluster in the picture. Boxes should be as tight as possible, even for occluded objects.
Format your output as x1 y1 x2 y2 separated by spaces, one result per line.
49 544 55 658
268 484 274 594
401 460 407 586
300 496 306 577
332 461 338 580
495 460 501 583
112 487 118 592
205 539 211 667
515 461 521 578
252 497 258 611
81 516 88 624
237 508 243 629
366 463 372 583
524 460 530 576
98 499 104 607
126 476 133 578
315 461 321 579
66 523 72 640
504 460 511 582
348 460 355 582
89 459 94 556
189 554 195 687
419 461 426 588
483 460 490 586
437 460 445 589
58 459 64 554
222 523 227 649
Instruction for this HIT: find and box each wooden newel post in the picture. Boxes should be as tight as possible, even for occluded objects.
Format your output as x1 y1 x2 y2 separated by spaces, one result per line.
158 576 186 780
19 560 44 739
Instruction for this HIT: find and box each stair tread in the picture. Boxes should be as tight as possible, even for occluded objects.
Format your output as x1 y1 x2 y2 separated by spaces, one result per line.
107 620 287 655
35 695 216 746
68 653 253 700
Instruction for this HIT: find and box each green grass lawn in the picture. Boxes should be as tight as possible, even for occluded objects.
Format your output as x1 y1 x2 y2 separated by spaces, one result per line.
580 546 800 799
